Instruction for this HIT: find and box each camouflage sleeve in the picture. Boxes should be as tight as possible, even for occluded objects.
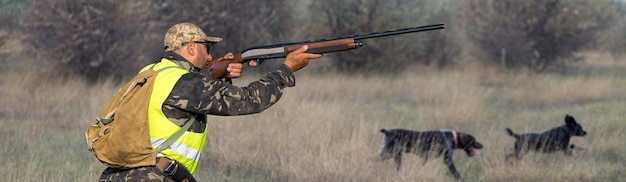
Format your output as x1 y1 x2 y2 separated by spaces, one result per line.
165 64 296 116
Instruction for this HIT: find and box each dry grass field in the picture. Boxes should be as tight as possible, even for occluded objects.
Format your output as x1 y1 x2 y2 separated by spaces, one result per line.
0 52 625 181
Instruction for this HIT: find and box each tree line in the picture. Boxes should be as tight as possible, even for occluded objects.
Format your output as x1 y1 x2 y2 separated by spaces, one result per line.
1 0 624 81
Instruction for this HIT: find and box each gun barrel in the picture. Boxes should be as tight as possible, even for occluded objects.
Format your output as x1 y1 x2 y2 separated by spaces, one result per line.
351 23 444 40
240 23 444 59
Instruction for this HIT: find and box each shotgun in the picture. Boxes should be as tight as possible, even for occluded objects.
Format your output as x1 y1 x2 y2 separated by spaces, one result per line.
208 23 445 79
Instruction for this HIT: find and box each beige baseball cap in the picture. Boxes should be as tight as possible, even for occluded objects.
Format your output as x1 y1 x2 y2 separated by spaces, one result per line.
164 22 222 52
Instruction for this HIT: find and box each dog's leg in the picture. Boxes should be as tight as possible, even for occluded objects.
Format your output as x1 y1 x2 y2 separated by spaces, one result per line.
378 152 395 161
514 149 524 160
443 150 462 180
561 143 576 155
506 147 523 162
393 152 403 171
564 146 573 155
513 142 525 160
570 144 584 151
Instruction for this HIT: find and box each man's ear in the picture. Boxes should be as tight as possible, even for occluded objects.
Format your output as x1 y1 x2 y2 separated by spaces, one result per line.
185 41 195 56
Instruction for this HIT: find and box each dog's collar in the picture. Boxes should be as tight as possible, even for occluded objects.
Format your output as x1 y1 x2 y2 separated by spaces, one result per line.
440 130 458 147
452 130 458 147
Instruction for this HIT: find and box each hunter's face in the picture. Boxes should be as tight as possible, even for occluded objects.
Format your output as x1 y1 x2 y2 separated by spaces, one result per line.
193 41 212 68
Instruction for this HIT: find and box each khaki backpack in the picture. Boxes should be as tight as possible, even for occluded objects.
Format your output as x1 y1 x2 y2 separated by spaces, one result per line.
85 65 191 169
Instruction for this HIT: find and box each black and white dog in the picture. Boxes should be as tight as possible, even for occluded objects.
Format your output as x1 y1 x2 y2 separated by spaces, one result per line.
378 128 483 180
505 114 587 161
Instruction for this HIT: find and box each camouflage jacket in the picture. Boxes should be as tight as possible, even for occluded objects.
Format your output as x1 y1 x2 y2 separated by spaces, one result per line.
160 52 295 133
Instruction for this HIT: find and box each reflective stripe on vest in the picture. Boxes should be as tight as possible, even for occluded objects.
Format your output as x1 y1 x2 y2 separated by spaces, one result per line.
141 59 208 174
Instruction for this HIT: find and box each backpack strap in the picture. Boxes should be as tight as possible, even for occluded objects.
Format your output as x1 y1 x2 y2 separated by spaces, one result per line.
97 81 138 125
155 117 195 153
149 62 180 72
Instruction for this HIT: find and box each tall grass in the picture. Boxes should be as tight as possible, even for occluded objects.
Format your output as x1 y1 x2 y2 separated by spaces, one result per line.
0 54 625 181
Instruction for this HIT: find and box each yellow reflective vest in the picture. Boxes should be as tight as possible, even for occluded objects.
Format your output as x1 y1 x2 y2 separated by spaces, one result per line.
140 59 207 174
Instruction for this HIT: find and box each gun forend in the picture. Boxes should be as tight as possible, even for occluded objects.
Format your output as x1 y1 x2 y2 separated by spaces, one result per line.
283 39 363 55
240 38 362 61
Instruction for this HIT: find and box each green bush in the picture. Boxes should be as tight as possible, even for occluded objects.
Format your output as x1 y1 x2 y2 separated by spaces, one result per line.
22 0 163 81
0 0 25 50
20 0 294 81
463 0 619 71
603 4 626 59
0 0 25 28
308 0 460 73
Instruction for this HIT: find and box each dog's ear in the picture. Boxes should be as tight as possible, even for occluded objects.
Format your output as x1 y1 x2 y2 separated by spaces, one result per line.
565 115 577 125
474 141 484 149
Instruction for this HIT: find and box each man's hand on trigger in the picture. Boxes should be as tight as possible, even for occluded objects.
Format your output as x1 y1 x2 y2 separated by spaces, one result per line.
284 45 323 72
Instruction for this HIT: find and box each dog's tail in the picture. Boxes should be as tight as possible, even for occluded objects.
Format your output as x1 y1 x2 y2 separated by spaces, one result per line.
380 128 388 134
505 128 520 138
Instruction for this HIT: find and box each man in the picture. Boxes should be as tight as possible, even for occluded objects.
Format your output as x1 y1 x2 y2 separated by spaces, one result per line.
99 22 322 181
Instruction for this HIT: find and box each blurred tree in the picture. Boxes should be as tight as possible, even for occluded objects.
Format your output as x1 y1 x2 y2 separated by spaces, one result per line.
603 1 626 59
21 0 294 81
0 0 25 28
308 0 457 73
0 0 26 51
22 0 163 81
463 0 619 71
